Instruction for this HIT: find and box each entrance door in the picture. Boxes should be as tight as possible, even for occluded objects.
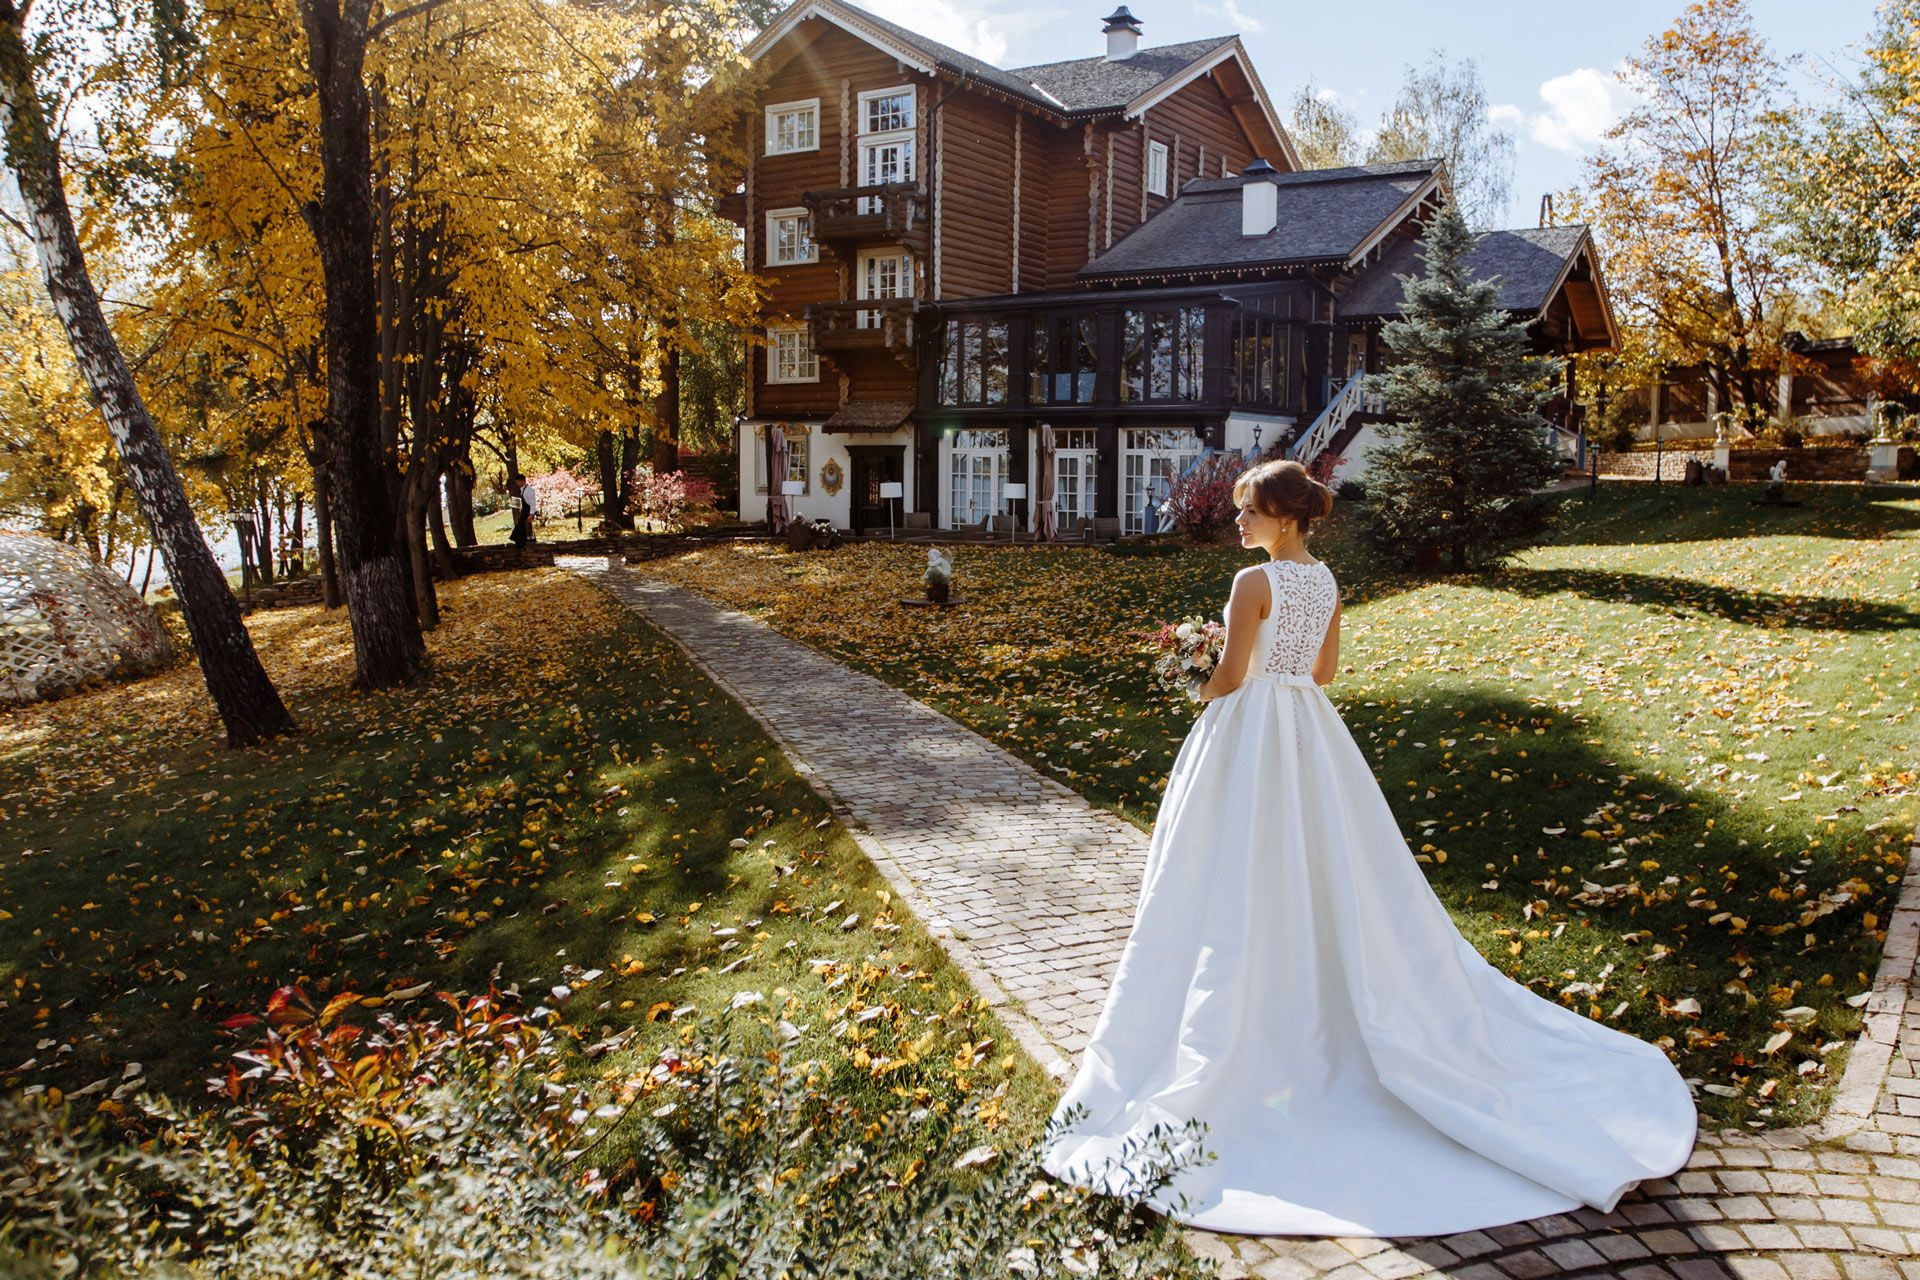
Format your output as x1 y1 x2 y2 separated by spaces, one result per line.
849 447 905 534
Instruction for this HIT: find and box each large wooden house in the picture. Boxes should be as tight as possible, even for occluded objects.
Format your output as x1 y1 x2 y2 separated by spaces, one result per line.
727 0 1617 535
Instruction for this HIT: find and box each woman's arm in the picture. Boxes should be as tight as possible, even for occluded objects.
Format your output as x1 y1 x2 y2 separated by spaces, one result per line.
1312 598 1342 686
1197 568 1269 703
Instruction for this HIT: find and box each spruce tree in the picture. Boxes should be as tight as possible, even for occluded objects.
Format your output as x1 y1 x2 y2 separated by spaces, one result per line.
1363 204 1565 571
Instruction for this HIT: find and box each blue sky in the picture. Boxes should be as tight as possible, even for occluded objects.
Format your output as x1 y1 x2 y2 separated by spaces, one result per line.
850 0 1884 229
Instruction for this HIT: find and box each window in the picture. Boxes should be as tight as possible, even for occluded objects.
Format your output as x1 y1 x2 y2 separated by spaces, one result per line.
1050 427 1098 525
857 85 915 213
948 428 1007 528
768 325 818 383
1121 306 1205 402
859 85 915 134
856 249 911 327
1233 312 1288 408
1122 427 1202 535
765 208 816 266
938 318 1010 406
764 99 819 155
1147 140 1169 198
751 423 811 494
1029 314 1098 404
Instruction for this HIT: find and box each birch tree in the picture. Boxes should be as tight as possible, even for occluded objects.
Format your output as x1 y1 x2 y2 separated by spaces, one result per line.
0 0 293 746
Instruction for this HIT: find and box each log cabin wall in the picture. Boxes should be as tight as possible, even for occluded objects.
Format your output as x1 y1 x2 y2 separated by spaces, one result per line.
933 89 1018 299
750 21 931 415
1125 75 1259 235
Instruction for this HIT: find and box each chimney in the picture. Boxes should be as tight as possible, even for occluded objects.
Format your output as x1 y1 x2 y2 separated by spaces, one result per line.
1241 157 1278 236
1102 5 1141 61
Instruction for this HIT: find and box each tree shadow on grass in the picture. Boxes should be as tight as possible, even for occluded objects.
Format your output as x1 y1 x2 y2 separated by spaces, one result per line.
1481 565 1919 633
0 614 875 1112
1538 481 1920 547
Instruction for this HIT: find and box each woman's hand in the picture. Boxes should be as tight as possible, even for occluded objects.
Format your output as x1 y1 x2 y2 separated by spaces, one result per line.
1196 567 1270 702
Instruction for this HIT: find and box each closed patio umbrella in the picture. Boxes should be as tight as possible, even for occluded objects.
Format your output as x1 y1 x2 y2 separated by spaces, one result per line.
767 424 789 535
1035 422 1058 542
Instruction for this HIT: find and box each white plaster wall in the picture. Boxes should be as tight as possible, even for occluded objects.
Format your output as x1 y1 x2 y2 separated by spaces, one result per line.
1224 412 1295 458
737 422 917 528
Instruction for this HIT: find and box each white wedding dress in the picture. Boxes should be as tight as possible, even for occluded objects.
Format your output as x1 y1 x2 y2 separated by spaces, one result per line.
1038 557 1698 1238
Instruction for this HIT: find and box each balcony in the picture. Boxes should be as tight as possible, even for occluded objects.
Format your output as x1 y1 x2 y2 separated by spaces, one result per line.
800 183 928 258
805 299 922 370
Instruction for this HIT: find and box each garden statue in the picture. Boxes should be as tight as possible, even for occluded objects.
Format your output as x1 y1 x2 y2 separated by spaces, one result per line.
925 547 952 604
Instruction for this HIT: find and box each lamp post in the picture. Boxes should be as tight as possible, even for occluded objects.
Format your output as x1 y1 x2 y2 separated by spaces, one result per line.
1591 375 1608 496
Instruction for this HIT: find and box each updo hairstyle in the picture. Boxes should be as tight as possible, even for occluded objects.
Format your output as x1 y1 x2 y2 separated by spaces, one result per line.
1231 458 1334 536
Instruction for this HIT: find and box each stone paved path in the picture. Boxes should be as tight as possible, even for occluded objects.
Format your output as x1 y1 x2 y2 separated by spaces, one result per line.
572 558 1920 1279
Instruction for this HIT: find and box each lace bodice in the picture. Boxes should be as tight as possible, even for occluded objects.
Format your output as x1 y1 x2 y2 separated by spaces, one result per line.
1220 558 1339 678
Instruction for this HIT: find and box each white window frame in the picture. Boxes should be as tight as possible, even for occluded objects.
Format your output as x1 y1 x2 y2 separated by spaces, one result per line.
857 84 915 136
856 247 911 328
1051 427 1098 525
764 98 820 155
751 423 811 495
948 428 1008 530
764 206 817 266
1122 426 1201 536
767 325 818 384
1147 140 1169 198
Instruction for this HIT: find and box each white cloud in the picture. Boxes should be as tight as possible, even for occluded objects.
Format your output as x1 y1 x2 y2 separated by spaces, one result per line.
1193 0 1265 35
1490 65 1639 156
847 0 1061 65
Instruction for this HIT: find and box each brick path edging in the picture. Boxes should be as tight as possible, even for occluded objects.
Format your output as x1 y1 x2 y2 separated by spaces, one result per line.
567 557 1920 1279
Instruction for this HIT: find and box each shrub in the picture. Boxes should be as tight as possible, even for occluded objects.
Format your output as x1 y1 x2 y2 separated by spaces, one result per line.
1306 451 1348 490
1160 453 1245 541
0 988 1214 1280
1335 476 1368 501
627 469 718 530
1607 424 1637 453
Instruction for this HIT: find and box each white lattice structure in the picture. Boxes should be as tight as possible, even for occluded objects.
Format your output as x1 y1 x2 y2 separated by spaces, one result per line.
1 532 175 706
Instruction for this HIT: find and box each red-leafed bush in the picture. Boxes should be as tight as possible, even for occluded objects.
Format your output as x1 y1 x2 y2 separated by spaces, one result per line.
625 469 717 529
1161 453 1246 541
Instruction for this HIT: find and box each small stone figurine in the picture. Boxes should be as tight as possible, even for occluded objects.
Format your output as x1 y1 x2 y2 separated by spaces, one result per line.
925 547 952 604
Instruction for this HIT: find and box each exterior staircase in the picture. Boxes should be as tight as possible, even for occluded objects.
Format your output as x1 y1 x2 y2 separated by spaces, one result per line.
1285 369 1366 471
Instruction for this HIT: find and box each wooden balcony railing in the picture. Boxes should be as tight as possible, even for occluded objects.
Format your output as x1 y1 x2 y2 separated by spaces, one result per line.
805 299 922 367
800 183 928 255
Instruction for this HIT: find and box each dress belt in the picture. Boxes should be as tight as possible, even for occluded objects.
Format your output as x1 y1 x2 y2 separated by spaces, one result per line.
1242 671 1320 688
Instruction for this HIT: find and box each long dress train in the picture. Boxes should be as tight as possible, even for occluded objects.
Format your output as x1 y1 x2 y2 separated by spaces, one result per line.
1038 557 1697 1237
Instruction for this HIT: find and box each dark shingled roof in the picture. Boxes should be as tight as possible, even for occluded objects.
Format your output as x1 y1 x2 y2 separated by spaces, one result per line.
803 0 1061 105
1337 225 1591 320
1078 161 1443 279
823 400 914 432
1011 37 1236 111
770 2 1236 117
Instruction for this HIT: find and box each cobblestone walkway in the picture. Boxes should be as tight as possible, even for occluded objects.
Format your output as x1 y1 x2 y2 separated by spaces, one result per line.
573 559 1920 1280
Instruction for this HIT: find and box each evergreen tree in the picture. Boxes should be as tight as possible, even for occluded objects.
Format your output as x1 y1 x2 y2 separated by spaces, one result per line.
1363 204 1564 571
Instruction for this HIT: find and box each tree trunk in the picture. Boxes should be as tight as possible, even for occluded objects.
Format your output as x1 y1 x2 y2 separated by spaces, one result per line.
654 344 681 474
298 0 423 686
314 467 343 608
403 475 439 630
427 465 457 576
597 429 620 523
446 461 478 547
0 5 293 747
616 428 639 529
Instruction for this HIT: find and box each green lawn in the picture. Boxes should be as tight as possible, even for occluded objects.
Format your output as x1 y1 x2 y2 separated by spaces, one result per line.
645 481 1920 1129
0 570 1061 1162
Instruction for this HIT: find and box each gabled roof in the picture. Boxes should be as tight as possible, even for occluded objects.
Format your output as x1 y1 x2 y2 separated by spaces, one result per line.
1012 36 1235 110
1337 225 1602 331
1078 161 1445 281
746 0 1296 163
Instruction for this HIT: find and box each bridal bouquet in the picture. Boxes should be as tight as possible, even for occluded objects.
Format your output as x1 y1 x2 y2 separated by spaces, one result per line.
1149 616 1226 701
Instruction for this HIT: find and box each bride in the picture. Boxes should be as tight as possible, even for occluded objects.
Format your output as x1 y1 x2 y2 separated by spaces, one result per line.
1038 458 1697 1238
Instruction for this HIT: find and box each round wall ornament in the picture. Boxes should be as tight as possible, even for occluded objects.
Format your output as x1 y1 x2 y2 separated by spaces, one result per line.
820 458 845 496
